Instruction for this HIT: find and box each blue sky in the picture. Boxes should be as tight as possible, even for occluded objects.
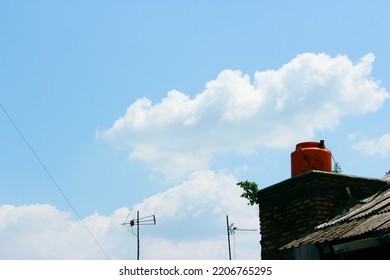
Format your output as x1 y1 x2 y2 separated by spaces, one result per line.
1 0 389 259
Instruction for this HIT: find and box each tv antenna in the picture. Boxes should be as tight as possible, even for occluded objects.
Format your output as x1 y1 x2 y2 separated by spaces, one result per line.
226 215 257 260
121 211 156 260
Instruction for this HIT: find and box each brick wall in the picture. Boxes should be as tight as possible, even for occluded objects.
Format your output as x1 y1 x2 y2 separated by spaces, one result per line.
258 170 387 259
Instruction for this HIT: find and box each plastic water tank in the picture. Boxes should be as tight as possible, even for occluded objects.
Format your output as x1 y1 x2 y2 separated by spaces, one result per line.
291 140 332 177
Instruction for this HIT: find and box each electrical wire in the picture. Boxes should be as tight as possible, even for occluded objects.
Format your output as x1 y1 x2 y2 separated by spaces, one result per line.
0 103 110 259
130 224 138 236
121 224 136 238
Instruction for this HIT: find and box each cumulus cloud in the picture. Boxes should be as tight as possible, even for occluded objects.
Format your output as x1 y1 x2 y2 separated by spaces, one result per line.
0 171 259 259
98 53 389 179
353 133 390 157
0 204 127 259
124 170 259 259
132 170 247 219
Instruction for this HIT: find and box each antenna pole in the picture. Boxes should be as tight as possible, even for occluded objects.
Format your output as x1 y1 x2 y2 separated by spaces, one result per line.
226 215 232 260
121 211 156 260
137 210 140 260
225 216 257 260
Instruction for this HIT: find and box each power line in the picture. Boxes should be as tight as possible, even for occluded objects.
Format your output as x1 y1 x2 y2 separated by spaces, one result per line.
0 103 110 259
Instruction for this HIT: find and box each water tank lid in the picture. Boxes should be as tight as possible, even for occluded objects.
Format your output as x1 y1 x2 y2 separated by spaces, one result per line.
295 140 326 150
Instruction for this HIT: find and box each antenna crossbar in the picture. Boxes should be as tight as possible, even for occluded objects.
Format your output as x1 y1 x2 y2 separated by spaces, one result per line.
121 211 156 260
226 215 257 260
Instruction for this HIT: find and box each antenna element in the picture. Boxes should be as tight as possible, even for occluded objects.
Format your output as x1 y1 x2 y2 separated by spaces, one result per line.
121 210 156 260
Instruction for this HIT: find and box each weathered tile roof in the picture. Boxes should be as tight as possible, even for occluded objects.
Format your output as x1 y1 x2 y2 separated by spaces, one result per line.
281 184 390 249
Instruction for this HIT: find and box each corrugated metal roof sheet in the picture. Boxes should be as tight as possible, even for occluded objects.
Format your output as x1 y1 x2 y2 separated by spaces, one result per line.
381 173 390 183
282 185 390 249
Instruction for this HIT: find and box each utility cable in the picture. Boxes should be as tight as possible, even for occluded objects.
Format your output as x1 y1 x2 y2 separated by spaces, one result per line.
0 103 110 259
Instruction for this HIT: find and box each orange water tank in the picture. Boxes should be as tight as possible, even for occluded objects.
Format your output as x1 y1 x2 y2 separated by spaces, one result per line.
291 140 332 177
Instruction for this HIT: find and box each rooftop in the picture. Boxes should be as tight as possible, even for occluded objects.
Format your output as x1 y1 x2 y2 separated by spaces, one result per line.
281 183 390 250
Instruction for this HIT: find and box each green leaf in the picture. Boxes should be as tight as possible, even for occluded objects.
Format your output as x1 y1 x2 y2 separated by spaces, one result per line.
237 180 259 206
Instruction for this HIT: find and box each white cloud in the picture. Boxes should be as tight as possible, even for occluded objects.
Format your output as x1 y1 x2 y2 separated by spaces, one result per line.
0 204 129 259
0 171 260 260
353 133 390 157
98 53 389 179
133 171 245 218
129 170 260 259
142 238 228 260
